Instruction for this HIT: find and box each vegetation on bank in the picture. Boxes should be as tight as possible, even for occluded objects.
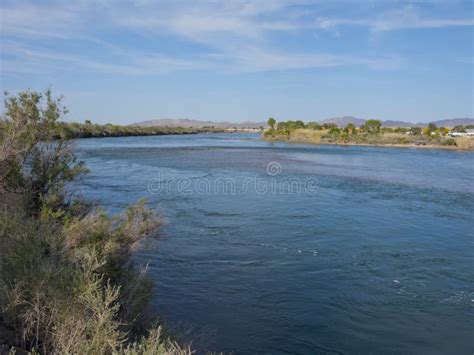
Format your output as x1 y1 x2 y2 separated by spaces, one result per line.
0 90 190 354
0 116 223 141
263 118 474 149
59 122 223 138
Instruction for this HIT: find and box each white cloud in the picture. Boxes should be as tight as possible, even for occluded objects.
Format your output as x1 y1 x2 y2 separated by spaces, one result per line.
313 5 474 33
0 1 471 75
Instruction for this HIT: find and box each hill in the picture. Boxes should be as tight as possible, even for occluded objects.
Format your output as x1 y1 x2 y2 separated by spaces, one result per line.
382 120 417 128
132 117 474 130
429 118 474 127
319 116 366 127
319 117 474 128
133 118 266 129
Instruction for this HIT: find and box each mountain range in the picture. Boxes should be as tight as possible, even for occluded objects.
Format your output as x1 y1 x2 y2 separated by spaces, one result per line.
133 117 474 129
132 118 266 129
319 116 474 128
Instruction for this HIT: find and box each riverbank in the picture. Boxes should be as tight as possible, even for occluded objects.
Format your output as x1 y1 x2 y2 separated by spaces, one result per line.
0 90 190 354
263 128 474 150
58 122 225 139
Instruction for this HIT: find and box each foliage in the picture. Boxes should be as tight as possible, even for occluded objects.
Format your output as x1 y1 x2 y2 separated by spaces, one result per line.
1 90 88 213
261 117 471 150
0 90 189 354
410 127 422 135
0 208 189 354
452 125 466 132
441 138 456 146
277 120 305 130
344 123 355 134
321 123 337 130
306 122 321 130
57 121 220 139
267 117 276 130
455 137 474 150
362 119 382 134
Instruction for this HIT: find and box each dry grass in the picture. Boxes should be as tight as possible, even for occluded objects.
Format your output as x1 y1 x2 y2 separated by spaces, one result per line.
0 205 188 354
264 128 474 150
288 129 326 143
455 137 474 150
0 90 192 354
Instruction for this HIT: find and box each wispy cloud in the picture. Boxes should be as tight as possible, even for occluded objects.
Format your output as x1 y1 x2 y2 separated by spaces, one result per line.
1 40 215 75
314 5 474 33
0 0 472 76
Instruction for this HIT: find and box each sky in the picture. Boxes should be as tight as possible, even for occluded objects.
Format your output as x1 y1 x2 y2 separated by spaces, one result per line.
0 0 473 124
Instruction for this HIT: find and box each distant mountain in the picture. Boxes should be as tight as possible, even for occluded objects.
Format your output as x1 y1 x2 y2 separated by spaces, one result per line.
133 118 266 129
132 117 474 130
382 120 416 128
320 117 474 128
428 118 474 127
319 116 366 127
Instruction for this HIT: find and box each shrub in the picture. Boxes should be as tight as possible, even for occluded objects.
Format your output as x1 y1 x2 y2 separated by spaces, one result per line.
0 90 189 354
0 90 88 214
329 126 340 134
455 137 474 150
441 138 456 146
288 129 324 143
410 127 422 135
362 119 381 134
306 122 321 130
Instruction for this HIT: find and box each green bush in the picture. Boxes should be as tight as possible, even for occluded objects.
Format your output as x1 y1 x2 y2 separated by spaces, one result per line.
441 138 456 146
0 90 190 354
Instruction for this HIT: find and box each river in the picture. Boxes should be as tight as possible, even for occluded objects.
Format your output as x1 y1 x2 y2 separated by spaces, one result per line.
76 133 474 354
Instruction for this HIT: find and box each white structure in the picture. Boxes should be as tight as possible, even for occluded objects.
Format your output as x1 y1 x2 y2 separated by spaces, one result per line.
449 129 474 137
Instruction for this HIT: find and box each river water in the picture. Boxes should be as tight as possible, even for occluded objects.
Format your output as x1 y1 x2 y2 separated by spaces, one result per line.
76 133 474 354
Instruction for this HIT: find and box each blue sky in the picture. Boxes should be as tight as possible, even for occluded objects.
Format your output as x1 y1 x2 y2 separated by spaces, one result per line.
1 0 473 124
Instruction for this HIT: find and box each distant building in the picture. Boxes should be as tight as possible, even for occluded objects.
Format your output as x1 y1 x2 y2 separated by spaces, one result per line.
449 129 474 137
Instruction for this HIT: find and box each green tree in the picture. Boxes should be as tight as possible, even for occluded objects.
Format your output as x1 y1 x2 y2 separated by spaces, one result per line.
363 119 382 134
307 122 321 130
283 120 305 130
344 123 355 134
0 90 190 354
322 123 337 130
1 90 87 213
428 122 437 133
294 120 305 129
267 117 276 130
410 126 422 135
277 121 287 130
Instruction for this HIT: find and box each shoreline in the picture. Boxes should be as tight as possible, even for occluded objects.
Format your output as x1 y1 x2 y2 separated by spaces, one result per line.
263 136 473 151
60 128 259 139
61 128 226 139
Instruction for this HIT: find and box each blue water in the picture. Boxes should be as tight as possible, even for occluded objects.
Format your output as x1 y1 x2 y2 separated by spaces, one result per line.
75 133 474 354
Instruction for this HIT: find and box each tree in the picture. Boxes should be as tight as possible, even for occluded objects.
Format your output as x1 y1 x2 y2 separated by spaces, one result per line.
277 121 287 130
410 127 422 135
267 117 276 130
1 90 87 213
439 127 449 136
422 122 438 137
294 120 305 129
322 123 337 130
453 125 466 133
306 122 321 130
344 123 355 134
85 119 92 125
363 119 382 134
428 122 437 132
